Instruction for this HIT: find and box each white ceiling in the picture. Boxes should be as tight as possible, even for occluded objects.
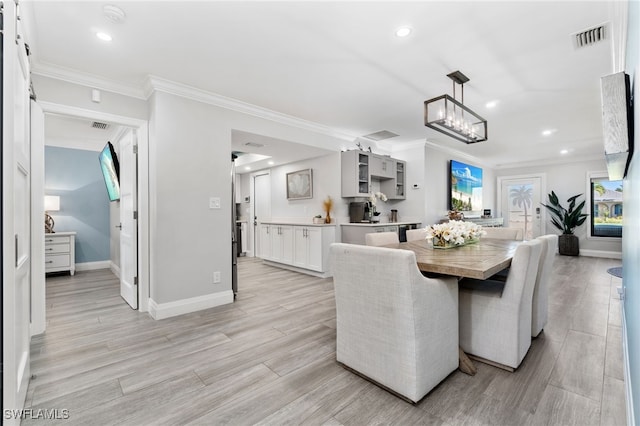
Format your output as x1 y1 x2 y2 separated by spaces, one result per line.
24 1 618 169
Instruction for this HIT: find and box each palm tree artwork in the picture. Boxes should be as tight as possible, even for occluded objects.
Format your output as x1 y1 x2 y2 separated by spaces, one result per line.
510 185 533 238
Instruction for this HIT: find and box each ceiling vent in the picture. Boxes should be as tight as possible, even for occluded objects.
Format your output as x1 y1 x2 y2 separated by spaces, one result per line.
573 24 607 49
91 121 109 130
244 142 264 148
363 130 399 141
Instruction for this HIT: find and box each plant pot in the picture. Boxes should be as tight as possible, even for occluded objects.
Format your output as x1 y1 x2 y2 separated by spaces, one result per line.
558 234 579 256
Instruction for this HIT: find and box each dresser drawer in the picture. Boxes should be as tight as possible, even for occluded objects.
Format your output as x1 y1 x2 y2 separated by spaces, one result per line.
45 254 70 269
45 235 71 245
45 243 70 254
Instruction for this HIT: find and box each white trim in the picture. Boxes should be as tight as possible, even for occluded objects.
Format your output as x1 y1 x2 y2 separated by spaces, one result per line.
621 301 635 426
144 75 355 143
578 249 622 259
262 260 332 278
110 261 121 279
75 261 111 271
148 291 234 320
32 62 146 100
30 100 46 337
36 101 150 314
424 140 487 167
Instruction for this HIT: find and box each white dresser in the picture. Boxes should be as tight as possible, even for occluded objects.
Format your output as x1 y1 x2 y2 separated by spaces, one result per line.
45 231 76 275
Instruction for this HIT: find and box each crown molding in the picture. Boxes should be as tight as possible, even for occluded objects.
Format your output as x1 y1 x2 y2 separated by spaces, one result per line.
143 75 357 143
424 140 490 167
32 61 147 100
493 153 605 170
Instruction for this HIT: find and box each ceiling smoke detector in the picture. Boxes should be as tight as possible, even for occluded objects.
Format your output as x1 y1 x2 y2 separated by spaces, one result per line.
572 23 607 49
103 5 126 24
91 121 109 130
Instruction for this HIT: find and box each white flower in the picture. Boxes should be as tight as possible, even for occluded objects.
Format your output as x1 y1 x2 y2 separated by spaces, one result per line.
425 220 485 246
368 192 387 205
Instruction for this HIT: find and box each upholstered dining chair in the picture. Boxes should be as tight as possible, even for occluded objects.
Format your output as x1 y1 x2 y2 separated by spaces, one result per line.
458 239 542 370
330 243 459 403
365 231 399 246
482 227 523 240
406 228 429 242
531 234 558 337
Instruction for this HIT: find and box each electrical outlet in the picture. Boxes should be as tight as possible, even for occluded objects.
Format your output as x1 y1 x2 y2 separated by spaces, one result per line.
213 271 221 283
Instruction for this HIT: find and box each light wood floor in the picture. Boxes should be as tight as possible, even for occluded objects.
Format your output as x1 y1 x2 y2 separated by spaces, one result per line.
25 254 626 425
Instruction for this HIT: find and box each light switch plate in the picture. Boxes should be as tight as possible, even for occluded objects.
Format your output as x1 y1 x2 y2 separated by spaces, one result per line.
209 197 221 209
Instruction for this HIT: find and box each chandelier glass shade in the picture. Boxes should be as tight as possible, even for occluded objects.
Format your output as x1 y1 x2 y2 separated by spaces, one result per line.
424 71 488 144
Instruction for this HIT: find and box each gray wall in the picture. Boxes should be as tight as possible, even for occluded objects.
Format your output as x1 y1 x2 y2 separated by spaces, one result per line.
44 145 110 263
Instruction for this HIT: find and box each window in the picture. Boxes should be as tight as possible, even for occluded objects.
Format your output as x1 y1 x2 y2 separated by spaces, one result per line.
589 174 623 238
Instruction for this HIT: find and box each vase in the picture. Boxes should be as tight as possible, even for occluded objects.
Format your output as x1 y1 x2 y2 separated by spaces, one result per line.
325 213 331 224
558 234 579 256
432 236 479 249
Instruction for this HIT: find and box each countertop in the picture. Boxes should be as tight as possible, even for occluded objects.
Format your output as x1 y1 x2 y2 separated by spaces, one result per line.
340 221 421 227
260 221 336 227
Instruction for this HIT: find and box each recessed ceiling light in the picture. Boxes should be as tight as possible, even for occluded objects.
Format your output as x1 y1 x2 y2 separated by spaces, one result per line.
268 161 274 165
395 26 412 37
542 129 557 136
485 100 498 108
96 32 113 42
560 149 569 154
244 166 251 171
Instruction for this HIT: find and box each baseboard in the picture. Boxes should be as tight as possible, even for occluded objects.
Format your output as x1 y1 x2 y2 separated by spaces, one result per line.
148 290 234 320
75 260 111 271
579 249 622 259
621 300 636 426
110 261 121 279
262 260 332 278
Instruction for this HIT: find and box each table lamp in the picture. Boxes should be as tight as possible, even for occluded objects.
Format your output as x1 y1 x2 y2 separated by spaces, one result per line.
44 195 60 233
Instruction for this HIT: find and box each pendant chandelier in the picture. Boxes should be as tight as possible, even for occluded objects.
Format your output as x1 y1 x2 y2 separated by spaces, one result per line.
424 71 488 144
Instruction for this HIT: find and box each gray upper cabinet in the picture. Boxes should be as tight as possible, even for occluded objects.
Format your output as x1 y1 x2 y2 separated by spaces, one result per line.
341 151 406 200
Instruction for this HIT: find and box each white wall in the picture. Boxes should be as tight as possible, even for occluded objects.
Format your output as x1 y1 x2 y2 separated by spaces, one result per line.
495 158 622 254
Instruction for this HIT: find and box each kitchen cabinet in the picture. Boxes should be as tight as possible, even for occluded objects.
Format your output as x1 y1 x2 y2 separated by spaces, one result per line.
260 222 335 276
258 223 272 260
45 231 76 275
341 151 406 200
370 155 394 179
271 224 293 264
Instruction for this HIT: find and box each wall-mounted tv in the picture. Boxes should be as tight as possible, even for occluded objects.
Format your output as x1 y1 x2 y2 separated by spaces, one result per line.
450 159 482 212
98 141 121 202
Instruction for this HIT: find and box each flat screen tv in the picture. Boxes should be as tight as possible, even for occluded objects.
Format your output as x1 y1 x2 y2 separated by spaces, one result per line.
99 141 121 202
449 159 483 212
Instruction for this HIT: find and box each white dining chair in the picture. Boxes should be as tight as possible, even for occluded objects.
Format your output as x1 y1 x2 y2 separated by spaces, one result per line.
330 243 459 402
365 231 399 246
482 227 523 240
406 228 429 242
531 234 558 337
458 239 542 370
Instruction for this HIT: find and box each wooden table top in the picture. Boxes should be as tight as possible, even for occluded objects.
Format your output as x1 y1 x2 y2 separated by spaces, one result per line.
392 238 521 279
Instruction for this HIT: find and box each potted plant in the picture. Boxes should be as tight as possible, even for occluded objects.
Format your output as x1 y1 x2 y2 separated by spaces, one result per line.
541 191 588 256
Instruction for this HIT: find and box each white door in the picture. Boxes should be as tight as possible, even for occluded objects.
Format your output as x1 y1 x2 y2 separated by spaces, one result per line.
119 130 138 309
2 1 32 421
499 176 544 240
253 173 271 258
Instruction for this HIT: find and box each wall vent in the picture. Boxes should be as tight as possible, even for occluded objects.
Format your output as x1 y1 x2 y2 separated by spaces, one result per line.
244 142 264 148
573 24 607 49
91 121 109 130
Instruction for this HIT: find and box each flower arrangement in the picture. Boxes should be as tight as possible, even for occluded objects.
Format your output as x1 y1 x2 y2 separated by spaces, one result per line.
323 196 333 224
425 220 485 248
368 191 388 206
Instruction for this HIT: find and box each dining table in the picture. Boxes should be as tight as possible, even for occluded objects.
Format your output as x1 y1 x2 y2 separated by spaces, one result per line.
392 237 521 280
386 237 523 375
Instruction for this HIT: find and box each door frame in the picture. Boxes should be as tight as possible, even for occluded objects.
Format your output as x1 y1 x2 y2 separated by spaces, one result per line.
35 101 150 315
250 170 271 258
496 173 547 238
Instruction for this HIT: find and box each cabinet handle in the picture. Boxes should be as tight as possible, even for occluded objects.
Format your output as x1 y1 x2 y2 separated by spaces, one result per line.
266 227 269 234
46 260 54 264
46 248 53 251
45 239 54 242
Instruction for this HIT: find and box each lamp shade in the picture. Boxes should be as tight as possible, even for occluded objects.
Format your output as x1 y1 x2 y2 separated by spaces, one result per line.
44 195 60 212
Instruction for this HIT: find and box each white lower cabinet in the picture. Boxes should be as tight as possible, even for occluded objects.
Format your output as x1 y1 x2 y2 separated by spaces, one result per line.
260 223 335 275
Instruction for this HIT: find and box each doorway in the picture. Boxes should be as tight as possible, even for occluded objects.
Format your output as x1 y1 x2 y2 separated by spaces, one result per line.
34 101 150 327
497 174 546 240
252 172 271 258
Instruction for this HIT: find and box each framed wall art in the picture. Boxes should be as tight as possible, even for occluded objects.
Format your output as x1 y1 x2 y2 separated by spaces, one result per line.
286 168 313 200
